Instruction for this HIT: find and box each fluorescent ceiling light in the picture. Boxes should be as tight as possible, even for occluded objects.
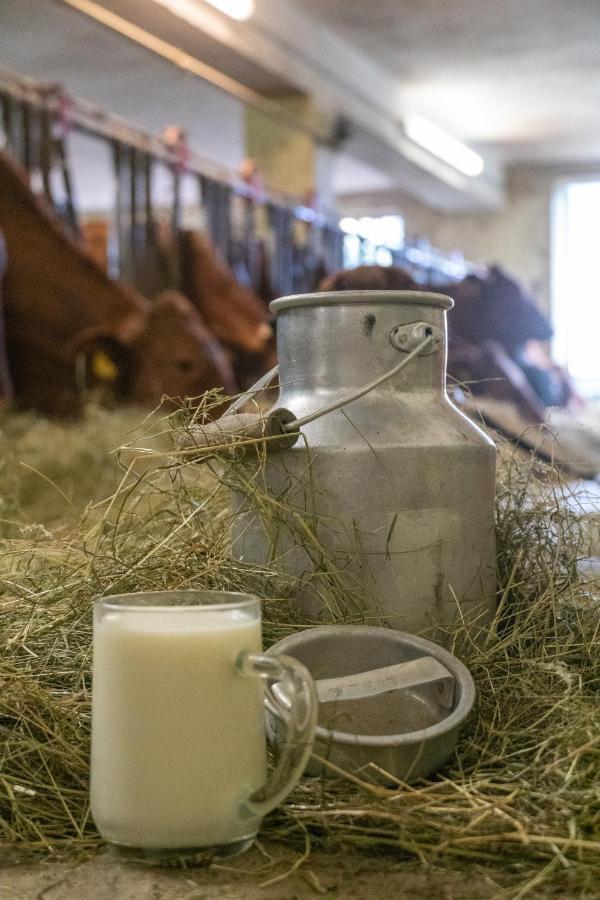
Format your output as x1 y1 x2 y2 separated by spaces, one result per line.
204 0 254 20
404 114 484 177
152 0 254 24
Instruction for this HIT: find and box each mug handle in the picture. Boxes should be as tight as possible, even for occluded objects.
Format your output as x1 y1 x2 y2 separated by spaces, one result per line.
238 652 317 817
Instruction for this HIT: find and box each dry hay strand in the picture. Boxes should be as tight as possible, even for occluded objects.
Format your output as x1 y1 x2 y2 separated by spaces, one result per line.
0 400 599 896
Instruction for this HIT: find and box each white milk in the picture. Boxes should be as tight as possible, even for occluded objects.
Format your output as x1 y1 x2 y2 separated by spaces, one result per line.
90 607 266 849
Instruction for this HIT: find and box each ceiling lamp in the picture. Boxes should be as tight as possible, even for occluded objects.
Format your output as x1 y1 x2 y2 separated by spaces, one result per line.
204 0 254 20
404 114 484 177
152 0 254 24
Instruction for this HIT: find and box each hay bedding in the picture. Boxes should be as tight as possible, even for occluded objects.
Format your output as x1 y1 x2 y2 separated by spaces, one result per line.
0 401 599 897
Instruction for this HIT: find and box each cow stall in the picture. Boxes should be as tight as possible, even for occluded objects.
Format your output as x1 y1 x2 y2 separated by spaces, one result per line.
2 66 600 480
0 67 471 416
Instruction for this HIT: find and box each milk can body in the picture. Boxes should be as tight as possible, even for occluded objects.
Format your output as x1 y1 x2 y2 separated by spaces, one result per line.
232 291 496 640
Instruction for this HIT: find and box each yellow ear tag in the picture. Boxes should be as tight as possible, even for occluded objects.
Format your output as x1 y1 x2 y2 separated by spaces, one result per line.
92 350 118 382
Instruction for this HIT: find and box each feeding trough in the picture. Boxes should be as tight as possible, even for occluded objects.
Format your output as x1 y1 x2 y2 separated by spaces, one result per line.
267 625 475 783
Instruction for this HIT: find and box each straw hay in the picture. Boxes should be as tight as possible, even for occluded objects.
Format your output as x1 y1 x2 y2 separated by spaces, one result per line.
0 401 599 896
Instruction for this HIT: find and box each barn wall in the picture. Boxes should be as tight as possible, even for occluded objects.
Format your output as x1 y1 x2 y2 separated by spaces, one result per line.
339 164 600 319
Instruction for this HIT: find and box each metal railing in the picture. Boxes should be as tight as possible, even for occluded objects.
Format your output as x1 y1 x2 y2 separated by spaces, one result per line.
0 66 471 294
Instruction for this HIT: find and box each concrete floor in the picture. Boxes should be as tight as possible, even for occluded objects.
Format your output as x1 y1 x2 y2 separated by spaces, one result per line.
0 846 591 900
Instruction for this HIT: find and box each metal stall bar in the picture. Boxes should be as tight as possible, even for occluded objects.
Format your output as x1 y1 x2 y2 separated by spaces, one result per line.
0 66 471 287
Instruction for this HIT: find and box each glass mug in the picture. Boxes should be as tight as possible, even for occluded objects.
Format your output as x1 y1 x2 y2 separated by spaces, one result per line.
90 591 317 861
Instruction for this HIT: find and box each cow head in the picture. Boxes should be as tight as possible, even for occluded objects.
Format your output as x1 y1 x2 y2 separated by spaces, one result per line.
448 266 553 356
318 265 418 292
73 292 238 411
130 291 239 405
179 231 272 353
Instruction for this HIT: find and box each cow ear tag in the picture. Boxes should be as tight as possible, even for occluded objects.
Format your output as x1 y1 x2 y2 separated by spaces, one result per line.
92 350 119 382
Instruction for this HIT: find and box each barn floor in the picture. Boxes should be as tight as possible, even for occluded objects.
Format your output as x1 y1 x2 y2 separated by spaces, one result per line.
1 407 599 899
0 846 587 900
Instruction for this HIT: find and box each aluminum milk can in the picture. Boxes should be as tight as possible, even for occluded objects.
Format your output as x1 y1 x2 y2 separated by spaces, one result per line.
231 290 497 640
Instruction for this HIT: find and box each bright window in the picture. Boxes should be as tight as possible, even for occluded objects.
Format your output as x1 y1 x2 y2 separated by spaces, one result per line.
340 215 405 268
552 180 600 396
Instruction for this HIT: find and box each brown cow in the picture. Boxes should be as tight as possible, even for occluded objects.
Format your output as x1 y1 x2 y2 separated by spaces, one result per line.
0 150 237 416
179 230 275 388
319 264 416 293
179 230 272 353
124 290 238 406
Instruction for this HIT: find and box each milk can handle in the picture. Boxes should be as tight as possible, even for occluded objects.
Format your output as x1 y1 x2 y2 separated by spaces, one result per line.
237 652 317 818
287 331 434 431
224 365 280 416
223 332 434 432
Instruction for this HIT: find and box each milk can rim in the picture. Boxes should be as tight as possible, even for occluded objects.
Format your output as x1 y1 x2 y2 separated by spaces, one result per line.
270 290 454 313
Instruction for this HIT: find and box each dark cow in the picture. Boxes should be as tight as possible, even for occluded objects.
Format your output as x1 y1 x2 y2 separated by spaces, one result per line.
318 264 571 423
437 267 574 410
442 267 552 356
0 151 237 416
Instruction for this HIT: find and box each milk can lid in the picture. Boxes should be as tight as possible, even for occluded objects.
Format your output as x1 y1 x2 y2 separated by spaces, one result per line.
270 290 454 314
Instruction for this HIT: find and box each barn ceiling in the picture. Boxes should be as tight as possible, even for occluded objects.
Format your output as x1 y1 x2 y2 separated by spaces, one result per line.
1 0 599 211
299 0 600 164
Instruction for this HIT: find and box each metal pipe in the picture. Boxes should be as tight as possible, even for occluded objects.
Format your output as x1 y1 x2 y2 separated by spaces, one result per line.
0 65 338 228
